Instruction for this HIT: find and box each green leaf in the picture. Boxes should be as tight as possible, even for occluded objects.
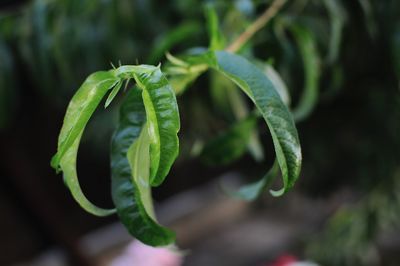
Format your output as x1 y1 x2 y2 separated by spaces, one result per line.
210 71 248 120
247 129 265 162
264 64 291 106
164 52 208 95
226 160 279 201
51 71 119 216
200 114 257 165
209 70 264 162
205 4 225 50
111 89 175 246
290 25 321 122
105 80 123 108
132 67 180 186
112 65 180 186
52 63 179 219
323 0 346 64
189 51 301 195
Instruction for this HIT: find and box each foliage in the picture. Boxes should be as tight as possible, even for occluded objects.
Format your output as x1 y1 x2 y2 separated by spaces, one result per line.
45 0 307 246
1 0 400 264
51 48 303 245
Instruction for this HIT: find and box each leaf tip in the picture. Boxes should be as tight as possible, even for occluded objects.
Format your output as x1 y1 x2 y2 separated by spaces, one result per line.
269 187 285 197
104 99 112 109
50 154 61 173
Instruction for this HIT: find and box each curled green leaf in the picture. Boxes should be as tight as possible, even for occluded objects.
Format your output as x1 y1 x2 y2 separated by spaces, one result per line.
132 67 180 186
185 51 302 196
52 63 180 225
209 70 264 162
51 71 119 216
111 89 175 246
111 65 180 186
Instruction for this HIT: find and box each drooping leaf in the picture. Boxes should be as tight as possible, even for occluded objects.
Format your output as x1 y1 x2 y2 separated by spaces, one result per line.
188 51 301 196
200 114 257 165
290 25 321 122
128 66 180 186
226 160 279 201
111 88 175 246
213 51 301 195
323 0 346 64
142 72 180 186
52 63 180 219
112 65 180 186
209 69 264 162
51 71 119 216
51 72 119 169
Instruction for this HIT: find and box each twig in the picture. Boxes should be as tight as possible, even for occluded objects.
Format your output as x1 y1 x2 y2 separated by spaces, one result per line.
226 0 287 53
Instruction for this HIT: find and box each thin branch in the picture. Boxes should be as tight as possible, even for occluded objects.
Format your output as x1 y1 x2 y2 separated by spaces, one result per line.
226 0 287 53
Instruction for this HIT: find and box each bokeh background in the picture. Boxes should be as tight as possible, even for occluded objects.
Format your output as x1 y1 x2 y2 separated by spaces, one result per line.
0 0 399 265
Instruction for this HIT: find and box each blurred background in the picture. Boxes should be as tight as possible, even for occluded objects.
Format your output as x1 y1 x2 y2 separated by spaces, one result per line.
0 0 399 265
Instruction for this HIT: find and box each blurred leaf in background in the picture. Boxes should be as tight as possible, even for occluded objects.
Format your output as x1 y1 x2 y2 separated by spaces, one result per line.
0 40 16 129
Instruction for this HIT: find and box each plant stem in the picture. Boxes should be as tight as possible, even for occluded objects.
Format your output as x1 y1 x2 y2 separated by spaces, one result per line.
226 0 287 53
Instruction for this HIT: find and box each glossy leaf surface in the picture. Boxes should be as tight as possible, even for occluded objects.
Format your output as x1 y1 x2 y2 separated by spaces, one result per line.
132 66 180 186
196 51 302 195
51 71 119 216
111 65 180 186
111 89 175 246
51 71 119 169
52 64 180 218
